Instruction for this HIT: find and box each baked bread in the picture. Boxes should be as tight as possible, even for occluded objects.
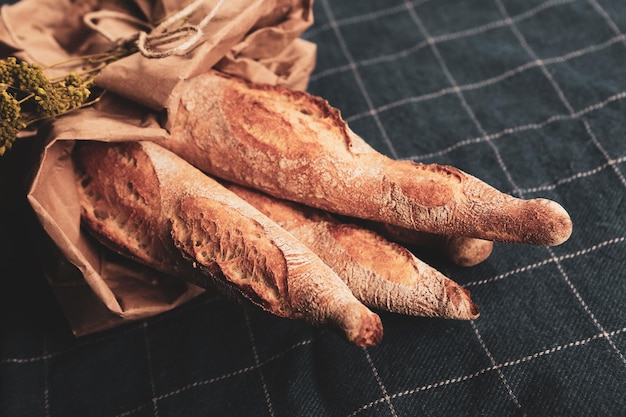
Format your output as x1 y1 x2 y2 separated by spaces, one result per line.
71 71 576 345
73 140 383 346
224 182 479 319
365 223 494 267
159 70 572 246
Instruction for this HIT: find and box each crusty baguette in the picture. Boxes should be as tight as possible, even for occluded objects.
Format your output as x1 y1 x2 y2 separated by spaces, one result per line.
159 70 572 246
223 182 479 320
364 223 494 267
73 140 383 346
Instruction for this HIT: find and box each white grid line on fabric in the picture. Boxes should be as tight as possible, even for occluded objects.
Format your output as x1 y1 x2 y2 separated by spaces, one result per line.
142 322 161 417
0 327 140 364
320 0 400 159
404 3 523 197
495 0 626 365
495 0 626 189
110 338 315 417
244 310 276 417
465 236 626 287
497 14 572 114
403 2 525 410
347 325 626 417
43 336 51 417
405 90 626 162
345 32 625 124
115 403 150 417
317 2 404 409
518 155 626 194
362 348 399 417
0 295 223 365
3 2 624 412
470 321 526 415
582 119 626 187
588 0 626 48
552 248 626 364
308 0 574 83
304 4 408 39
304 0 434 39
6 240 623 366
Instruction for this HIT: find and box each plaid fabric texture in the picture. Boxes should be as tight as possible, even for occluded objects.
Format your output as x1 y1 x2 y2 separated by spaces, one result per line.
1 0 625 416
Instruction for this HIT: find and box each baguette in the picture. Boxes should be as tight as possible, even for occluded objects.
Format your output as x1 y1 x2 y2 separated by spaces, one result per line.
73 140 383 347
224 182 479 320
159 70 572 246
365 223 494 267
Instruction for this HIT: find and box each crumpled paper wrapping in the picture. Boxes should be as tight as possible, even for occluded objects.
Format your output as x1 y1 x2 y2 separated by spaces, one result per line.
0 0 316 335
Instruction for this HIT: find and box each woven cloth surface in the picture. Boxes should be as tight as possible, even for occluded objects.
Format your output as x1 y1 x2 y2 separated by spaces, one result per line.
1 0 625 416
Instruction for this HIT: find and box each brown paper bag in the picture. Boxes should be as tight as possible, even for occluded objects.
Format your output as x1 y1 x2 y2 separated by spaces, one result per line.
0 0 316 335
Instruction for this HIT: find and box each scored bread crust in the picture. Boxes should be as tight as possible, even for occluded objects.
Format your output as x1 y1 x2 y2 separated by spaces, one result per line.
74 138 186 277
73 140 383 346
224 182 480 320
160 70 572 246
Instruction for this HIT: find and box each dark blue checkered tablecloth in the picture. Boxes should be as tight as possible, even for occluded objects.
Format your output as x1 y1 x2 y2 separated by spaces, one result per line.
1 0 625 416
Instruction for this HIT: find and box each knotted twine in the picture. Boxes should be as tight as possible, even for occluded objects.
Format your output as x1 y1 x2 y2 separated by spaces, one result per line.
83 0 226 59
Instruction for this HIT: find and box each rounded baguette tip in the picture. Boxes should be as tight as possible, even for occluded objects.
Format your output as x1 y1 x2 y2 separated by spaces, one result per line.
444 281 480 320
469 300 480 319
534 198 573 246
446 237 494 267
350 313 384 347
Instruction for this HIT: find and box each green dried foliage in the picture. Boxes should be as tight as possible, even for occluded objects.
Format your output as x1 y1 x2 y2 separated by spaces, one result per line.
0 57 94 156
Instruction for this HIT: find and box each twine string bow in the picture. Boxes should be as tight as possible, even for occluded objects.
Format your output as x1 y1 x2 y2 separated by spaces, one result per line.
83 0 225 59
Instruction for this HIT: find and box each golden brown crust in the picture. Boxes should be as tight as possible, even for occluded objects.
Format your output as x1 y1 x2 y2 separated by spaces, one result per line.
161 70 572 247
72 70 575 344
224 182 480 320
171 195 292 316
74 141 184 275
368 223 494 267
443 236 494 267
73 140 384 346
